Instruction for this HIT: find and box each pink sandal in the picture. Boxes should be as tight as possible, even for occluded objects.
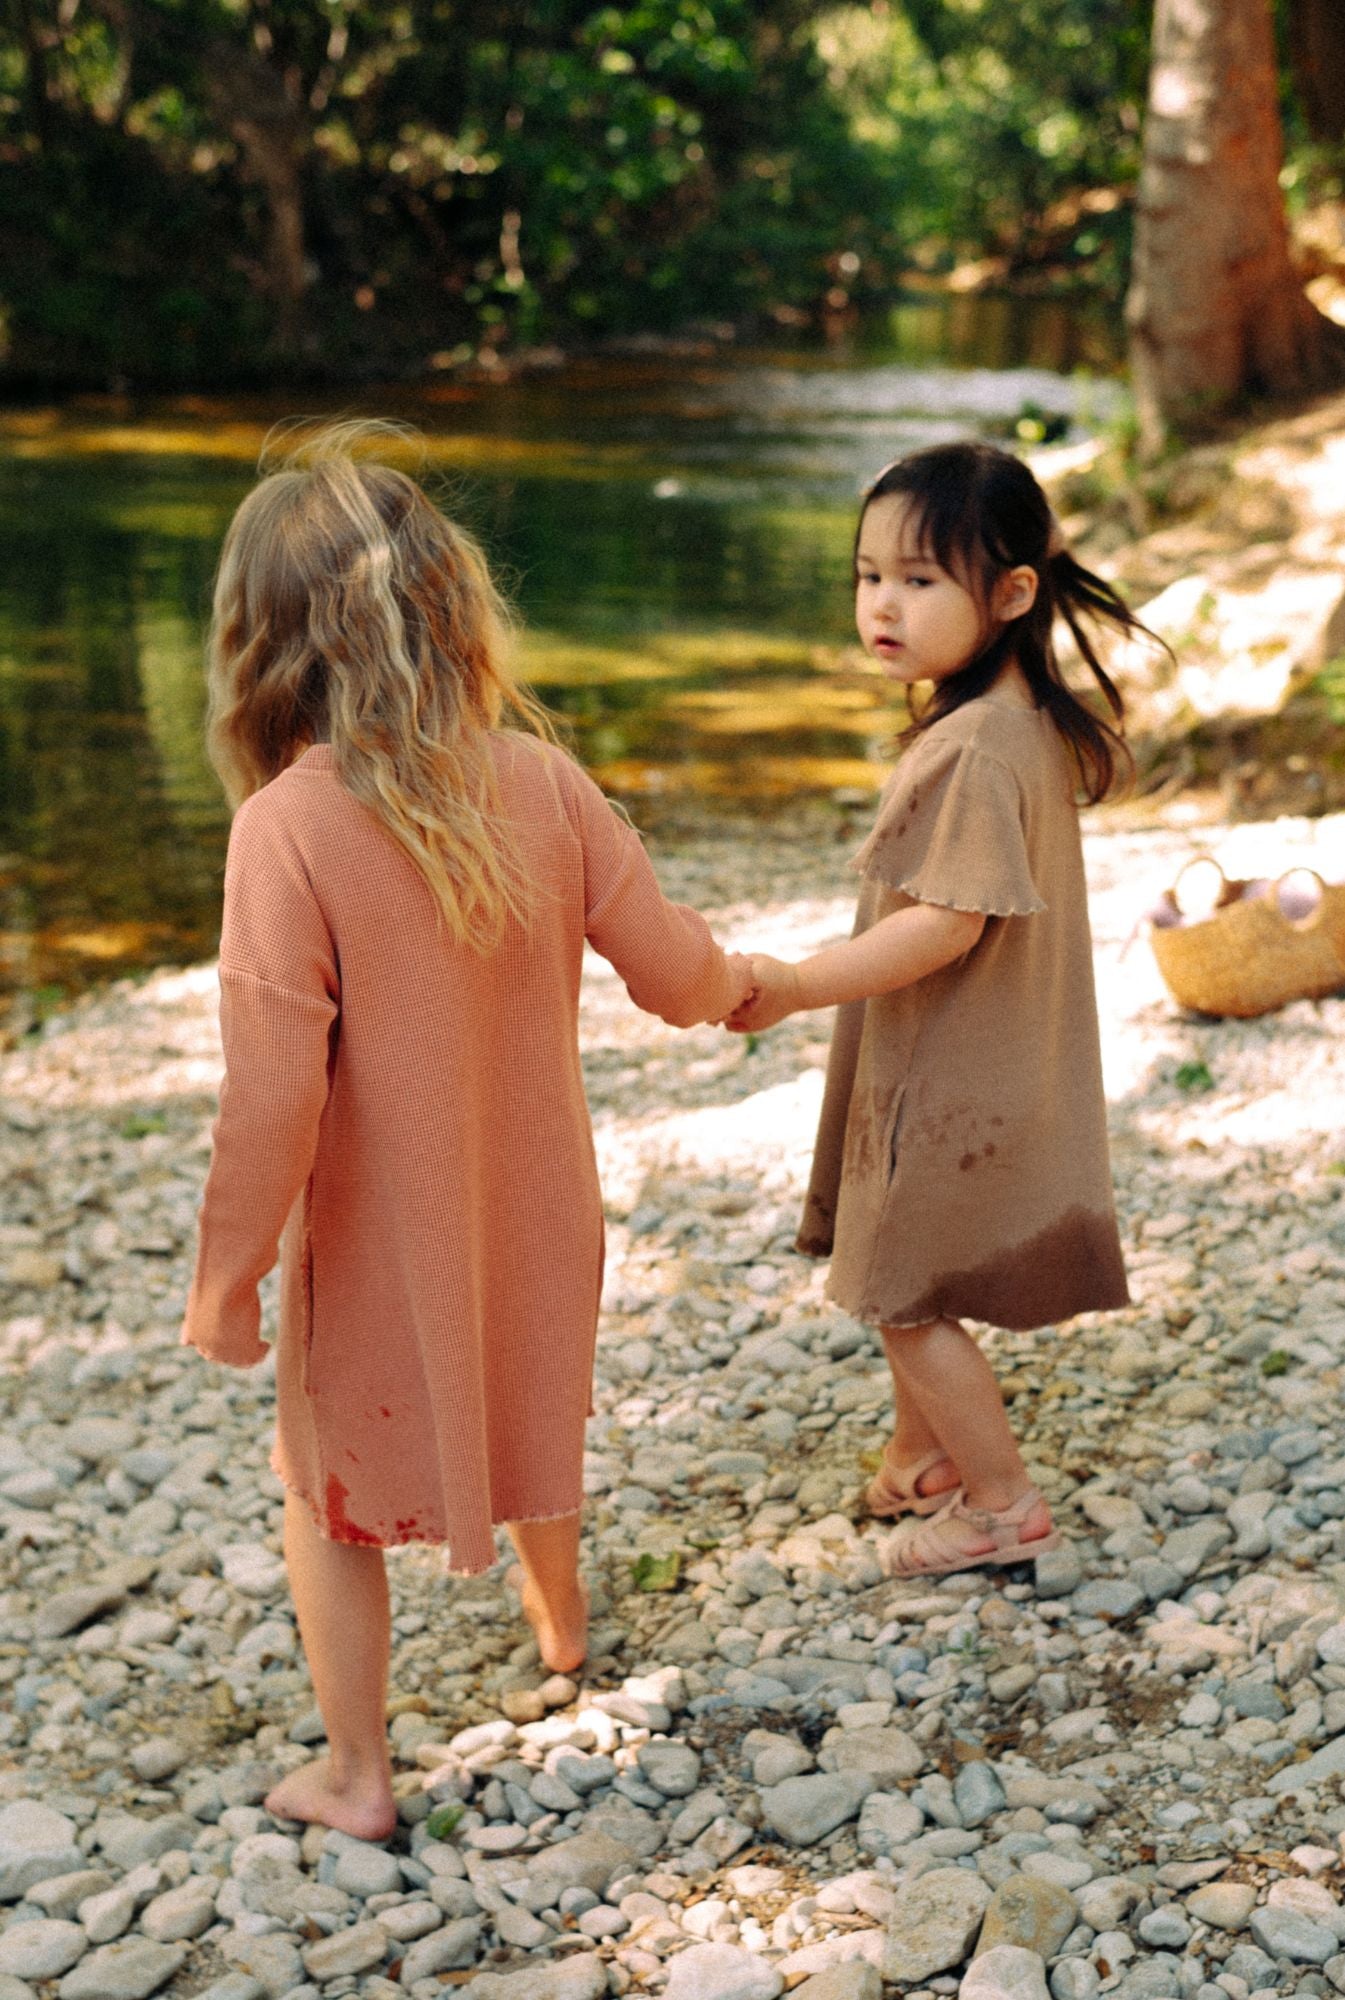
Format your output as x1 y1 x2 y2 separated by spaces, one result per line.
883 1486 1060 1578
861 1444 960 1521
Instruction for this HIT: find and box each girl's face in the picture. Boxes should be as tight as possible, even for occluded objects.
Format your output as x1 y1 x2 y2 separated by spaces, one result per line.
855 494 1033 686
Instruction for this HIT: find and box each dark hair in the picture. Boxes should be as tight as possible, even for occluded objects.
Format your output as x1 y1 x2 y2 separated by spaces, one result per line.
858 440 1154 803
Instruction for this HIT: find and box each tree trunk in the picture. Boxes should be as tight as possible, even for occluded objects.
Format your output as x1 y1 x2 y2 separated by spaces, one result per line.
1290 0 1345 145
202 47 310 355
1125 0 1345 456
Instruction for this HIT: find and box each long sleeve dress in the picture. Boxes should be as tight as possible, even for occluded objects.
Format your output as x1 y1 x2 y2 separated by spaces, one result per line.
182 736 747 1569
799 695 1129 1334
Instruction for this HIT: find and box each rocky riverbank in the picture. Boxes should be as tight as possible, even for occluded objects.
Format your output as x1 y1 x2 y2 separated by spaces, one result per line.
2 803 1345 2000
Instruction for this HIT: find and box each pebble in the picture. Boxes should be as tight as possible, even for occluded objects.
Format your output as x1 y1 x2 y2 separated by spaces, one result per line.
0 1923 88 1981
1248 1905 1338 1963
397 1919 482 1982
57 1941 187 2000
979 1877 1078 1958
960 1946 1051 2000
760 1774 874 1846
663 1943 784 1999
880 1868 992 1982
0 1804 83 1901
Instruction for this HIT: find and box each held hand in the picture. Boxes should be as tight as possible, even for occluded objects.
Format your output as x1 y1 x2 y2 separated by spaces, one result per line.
714 953 758 1026
724 954 801 1033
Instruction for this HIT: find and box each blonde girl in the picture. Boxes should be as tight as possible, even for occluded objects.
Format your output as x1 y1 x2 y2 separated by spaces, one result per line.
183 423 751 1835
728 440 1145 1578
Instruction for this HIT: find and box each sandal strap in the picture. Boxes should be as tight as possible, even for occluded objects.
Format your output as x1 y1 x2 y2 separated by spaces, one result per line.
871 1445 950 1508
886 1485 1050 1575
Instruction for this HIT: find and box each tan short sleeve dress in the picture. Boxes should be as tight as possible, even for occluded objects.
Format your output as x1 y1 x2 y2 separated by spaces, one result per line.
800 695 1129 1333
182 736 750 1568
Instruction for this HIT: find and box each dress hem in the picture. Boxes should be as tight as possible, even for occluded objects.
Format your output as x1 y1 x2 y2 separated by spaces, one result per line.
272 1460 582 1572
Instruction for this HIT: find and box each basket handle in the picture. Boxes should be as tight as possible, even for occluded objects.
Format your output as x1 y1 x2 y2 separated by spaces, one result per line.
1272 866 1329 932
1168 854 1228 920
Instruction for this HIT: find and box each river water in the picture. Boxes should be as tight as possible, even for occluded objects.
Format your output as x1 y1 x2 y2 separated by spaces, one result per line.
0 301 1123 1003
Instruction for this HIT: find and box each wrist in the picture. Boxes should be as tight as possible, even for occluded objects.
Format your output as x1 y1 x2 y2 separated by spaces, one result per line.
783 961 807 1014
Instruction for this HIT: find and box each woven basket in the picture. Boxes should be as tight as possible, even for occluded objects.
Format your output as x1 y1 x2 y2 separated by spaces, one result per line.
1149 856 1345 1019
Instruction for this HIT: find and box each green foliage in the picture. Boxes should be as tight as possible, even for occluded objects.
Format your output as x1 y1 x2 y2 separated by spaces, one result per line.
1174 1060 1215 1093
119 1111 170 1139
424 1800 466 1840
0 0 1326 383
0 0 897 383
1260 1349 1292 1378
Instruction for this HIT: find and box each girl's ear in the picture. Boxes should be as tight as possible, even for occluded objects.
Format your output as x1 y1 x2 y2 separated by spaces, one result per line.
994 564 1038 622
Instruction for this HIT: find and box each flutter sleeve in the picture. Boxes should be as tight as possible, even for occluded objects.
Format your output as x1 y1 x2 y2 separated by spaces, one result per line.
181 793 339 1367
854 736 1046 918
564 759 752 1027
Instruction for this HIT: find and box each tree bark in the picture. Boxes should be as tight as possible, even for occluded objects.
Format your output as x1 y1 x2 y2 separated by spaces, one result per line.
201 45 310 355
1126 0 1345 456
1290 0 1345 145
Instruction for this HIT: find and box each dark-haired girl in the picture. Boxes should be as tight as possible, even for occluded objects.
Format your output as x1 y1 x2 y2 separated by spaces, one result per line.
726 440 1141 1578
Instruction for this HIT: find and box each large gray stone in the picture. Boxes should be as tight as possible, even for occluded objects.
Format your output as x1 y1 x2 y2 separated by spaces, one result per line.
637 1742 702 1799
953 1762 1008 1829
25 1873 115 1921
91 1814 197 1872
34 1586 129 1641
461 1956 609 1998
1249 1905 1337 1964
978 1877 1078 1958
822 1727 922 1787
524 1828 636 1895
58 1940 188 2000
1185 1882 1256 1932
791 1968 882 2000
139 1880 217 1942
664 1943 784 1999
760 1773 874 1846
1161 1520 1232 1578
300 1920 389 1981
1267 1734 1345 1794
881 1868 993 1982
0 1923 88 1981
856 1793 924 1858
0 1804 84 1902
330 1841 401 1899
397 1920 482 1985
218 1933 305 1999
960 1947 1050 2000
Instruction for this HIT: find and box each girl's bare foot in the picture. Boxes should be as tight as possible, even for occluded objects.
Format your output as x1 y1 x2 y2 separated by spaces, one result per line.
265 1755 397 1840
506 1563 589 1674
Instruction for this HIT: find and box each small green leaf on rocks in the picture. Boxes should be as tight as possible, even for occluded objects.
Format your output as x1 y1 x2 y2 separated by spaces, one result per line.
1327 1161 1345 1178
1174 1060 1215 1093
425 1801 465 1840
744 1033 761 1056
1261 1349 1292 1377
121 1111 169 1139
632 1550 682 1593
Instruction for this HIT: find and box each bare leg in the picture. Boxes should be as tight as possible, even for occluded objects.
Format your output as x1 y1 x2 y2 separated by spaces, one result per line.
884 1317 1052 1547
506 1512 588 1674
883 1337 959 1500
264 1492 397 1839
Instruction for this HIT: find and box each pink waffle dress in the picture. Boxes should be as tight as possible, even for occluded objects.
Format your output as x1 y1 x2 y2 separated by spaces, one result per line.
182 736 747 1568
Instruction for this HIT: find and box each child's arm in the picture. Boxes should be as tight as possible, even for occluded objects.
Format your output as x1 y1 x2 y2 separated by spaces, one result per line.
726 901 984 1031
182 801 338 1367
570 762 754 1026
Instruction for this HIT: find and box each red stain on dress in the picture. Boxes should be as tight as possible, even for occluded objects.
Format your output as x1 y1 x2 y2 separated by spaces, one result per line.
325 1474 382 1545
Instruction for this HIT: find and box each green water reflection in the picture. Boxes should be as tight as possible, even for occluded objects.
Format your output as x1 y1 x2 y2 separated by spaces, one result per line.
0 317 1122 1001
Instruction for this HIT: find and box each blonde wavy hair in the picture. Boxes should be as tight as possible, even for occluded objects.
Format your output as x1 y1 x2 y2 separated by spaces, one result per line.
207 420 556 949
